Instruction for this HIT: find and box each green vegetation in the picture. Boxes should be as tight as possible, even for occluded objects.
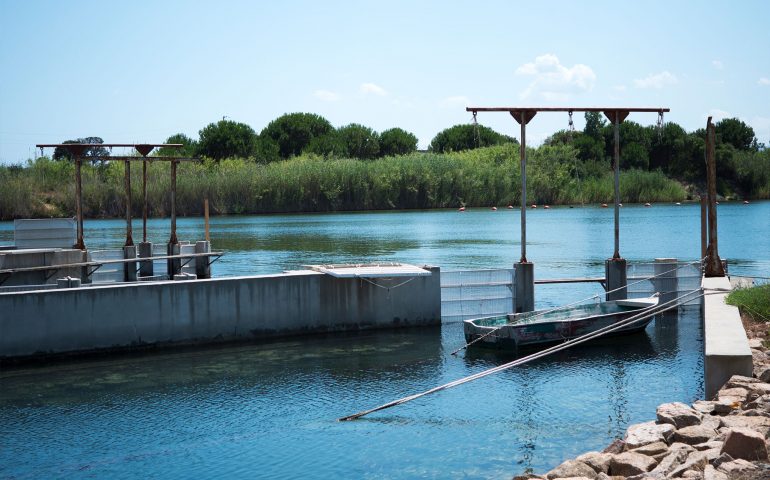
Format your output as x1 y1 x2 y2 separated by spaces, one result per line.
727 285 770 323
2 110 768 220
0 144 689 219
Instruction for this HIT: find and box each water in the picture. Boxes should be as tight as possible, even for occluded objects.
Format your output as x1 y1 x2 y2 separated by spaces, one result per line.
1 201 768 479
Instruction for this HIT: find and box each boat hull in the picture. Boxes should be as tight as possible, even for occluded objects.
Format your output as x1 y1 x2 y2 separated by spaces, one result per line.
463 297 658 352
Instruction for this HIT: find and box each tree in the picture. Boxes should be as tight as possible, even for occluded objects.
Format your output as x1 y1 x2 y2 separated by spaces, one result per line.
261 112 333 159
156 133 198 157
53 137 109 163
716 118 759 151
379 128 418 157
304 131 345 158
583 112 606 140
197 120 258 160
428 124 515 153
337 124 380 159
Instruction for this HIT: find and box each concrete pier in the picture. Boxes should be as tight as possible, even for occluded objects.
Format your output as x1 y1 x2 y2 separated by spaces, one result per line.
123 245 137 282
0 266 441 361
138 242 153 277
513 262 534 313
167 242 180 277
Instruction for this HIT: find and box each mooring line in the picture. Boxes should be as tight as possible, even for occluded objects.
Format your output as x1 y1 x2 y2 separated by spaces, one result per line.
339 288 704 421
449 258 705 356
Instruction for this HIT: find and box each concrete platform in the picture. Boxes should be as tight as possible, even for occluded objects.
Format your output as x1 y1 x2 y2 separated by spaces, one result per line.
702 276 753 398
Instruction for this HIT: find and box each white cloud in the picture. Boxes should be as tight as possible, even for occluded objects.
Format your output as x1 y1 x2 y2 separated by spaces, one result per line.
360 82 387 96
313 89 340 102
758 77 770 86
750 116 770 142
514 54 596 100
712 60 723 70
634 71 678 89
440 95 471 107
613 85 627 92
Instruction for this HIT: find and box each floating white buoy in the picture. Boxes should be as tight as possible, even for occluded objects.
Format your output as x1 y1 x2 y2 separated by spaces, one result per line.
458 206 466 212
644 203 651 207
676 202 681 205
531 204 537 209
601 203 608 208
544 205 550 209
618 203 623 207
743 200 750 205
491 206 497 211
507 205 514 209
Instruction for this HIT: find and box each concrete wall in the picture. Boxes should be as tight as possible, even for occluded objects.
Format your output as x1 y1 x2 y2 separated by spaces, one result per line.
0 267 441 360
0 249 87 286
702 276 753 399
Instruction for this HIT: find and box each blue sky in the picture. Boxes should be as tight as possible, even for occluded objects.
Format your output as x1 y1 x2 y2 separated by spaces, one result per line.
1 0 769 163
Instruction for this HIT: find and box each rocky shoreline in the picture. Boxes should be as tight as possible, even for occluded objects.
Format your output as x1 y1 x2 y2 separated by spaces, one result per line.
518 320 770 480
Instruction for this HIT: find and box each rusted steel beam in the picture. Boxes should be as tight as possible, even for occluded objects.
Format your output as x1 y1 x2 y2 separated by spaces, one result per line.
704 117 724 277
466 107 669 113
74 157 85 250
36 143 183 149
509 111 535 262
74 156 198 162
124 160 133 246
608 111 624 259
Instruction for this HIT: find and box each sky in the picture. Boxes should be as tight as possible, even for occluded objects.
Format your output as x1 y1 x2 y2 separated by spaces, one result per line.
1 0 769 164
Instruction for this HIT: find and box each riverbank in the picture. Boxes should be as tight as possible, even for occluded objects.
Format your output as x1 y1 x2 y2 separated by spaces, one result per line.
0 145 694 220
520 299 770 480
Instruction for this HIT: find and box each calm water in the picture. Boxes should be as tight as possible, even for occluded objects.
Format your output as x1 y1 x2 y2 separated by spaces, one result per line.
0 202 768 479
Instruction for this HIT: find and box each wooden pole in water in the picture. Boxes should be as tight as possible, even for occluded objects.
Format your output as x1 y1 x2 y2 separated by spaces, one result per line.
704 117 724 277
204 198 210 242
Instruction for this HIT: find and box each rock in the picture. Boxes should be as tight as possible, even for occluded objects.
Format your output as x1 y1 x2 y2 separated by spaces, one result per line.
724 375 759 389
545 460 597 480
715 387 748 404
744 393 770 410
741 408 770 417
548 477 593 480
711 452 733 469
711 399 741 415
602 439 625 455
720 427 769 461
691 401 716 416
699 415 721 431
575 452 612 474
752 348 768 364
746 382 770 396
671 425 718 445
681 470 702 479
692 440 723 452
624 421 675 449
719 415 770 437
594 473 625 480
512 475 544 480
715 458 757 476
631 441 669 457
649 448 689 476
702 465 727 480
668 453 708 478
657 402 702 429
748 338 764 349
758 366 770 383
608 452 657 477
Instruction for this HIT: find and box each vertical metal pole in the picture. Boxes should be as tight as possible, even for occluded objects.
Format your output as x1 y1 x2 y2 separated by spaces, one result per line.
142 158 148 243
124 160 133 246
613 113 621 260
520 112 527 263
75 156 85 250
700 196 707 260
204 198 210 242
170 159 178 245
705 118 724 276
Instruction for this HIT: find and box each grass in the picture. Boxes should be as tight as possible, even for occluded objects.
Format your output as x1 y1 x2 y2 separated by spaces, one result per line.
726 284 770 323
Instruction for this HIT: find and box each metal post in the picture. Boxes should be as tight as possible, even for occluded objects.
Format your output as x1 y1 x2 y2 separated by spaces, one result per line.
124 160 133 246
700 196 707 261
75 157 85 250
204 198 210 242
170 159 178 245
704 117 724 277
613 112 621 260
520 112 527 263
142 158 148 243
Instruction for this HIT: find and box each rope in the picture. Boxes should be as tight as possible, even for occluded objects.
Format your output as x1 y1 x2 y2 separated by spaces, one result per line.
450 258 705 355
339 287 704 421
359 276 416 290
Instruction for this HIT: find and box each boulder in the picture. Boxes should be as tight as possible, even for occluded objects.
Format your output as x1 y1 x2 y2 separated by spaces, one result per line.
631 441 669 457
691 401 716 416
624 421 675 449
748 338 764 349
680 470 702 479
715 458 757 476
752 348 768 364
715 387 748 404
720 427 769 461
602 439 625 455
746 382 770 396
702 465 727 480
724 375 759 390
744 393 770 410
545 460 597 480
719 415 770 437
671 425 718 445
667 453 708 478
692 440 723 452
757 366 770 383
649 448 689 476
656 402 702 429
608 452 657 477
575 452 612 474
699 415 721 431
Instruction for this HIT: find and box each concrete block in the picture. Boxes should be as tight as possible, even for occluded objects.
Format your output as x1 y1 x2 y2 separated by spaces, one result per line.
605 258 627 301
703 276 753 399
138 242 153 277
195 241 211 279
167 243 181 277
514 262 534 313
123 245 137 282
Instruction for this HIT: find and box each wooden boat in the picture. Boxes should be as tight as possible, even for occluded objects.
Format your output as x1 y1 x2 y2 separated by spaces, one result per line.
463 296 659 351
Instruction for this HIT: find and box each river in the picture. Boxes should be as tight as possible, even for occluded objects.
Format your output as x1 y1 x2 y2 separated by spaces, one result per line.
0 201 768 479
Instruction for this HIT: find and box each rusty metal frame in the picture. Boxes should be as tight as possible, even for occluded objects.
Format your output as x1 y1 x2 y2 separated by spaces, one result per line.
35 143 199 250
466 106 670 263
